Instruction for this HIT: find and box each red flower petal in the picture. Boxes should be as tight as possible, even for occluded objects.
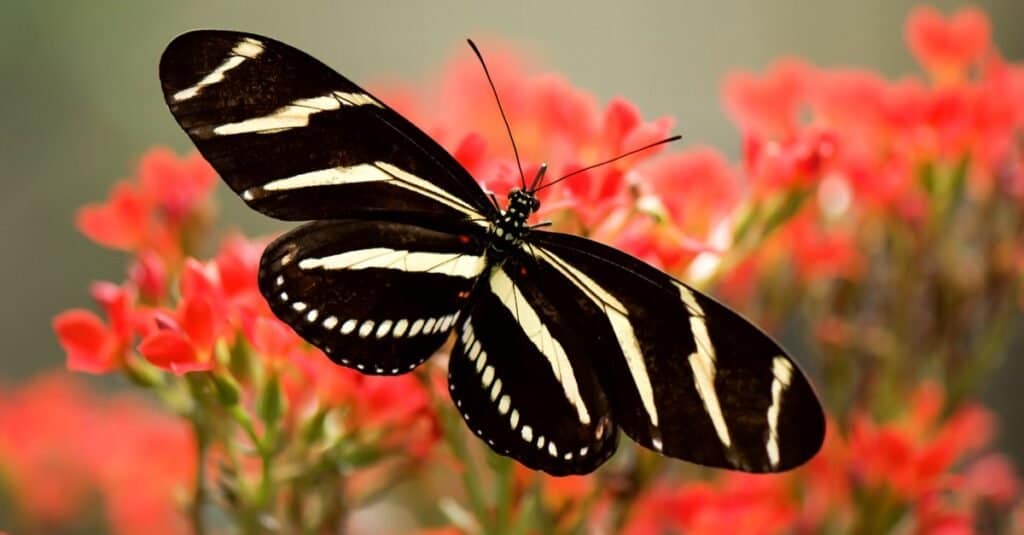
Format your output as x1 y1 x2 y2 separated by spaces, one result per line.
214 235 262 299
601 98 642 152
138 147 217 223
907 6 991 81
89 281 134 339
722 59 813 140
138 331 209 374
964 454 1021 506
75 182 152 250
128 252 168 303
53 310 120 373
452 132 488 175
180 258 222 301
179 296 219 352
248 316 297 361
641 146 740 234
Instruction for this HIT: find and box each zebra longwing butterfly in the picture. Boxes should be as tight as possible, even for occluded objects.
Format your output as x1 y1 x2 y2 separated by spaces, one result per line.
159 30 825 476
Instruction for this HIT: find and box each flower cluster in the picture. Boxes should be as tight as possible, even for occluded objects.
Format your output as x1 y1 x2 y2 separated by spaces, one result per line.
43 148 440 534
715 4 1024 418
1 4 1020 534
0 374 193 535
621 383 1019 534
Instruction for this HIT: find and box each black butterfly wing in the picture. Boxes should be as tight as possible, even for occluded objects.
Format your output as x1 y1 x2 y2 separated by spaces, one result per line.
259 218 487 374
527 231 825 473
159 30 496 223
448 259 619 476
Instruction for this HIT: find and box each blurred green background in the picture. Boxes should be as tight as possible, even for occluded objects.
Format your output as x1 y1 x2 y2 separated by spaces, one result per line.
1 0 1021 462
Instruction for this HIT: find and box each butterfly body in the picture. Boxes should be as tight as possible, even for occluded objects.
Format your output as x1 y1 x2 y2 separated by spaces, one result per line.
489 188 541 251
159 30 826 476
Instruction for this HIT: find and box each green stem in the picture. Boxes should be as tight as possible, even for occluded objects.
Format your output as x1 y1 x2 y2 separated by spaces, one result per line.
227 403 276 529
191 419 210 535
508 481 540 535
440 406 490 530
413 368 491 530
229 404 263 455
493 456 514 534
257 448 274 508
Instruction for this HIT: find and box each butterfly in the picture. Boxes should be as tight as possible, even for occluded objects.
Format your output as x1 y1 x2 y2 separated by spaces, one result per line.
158 30 825 476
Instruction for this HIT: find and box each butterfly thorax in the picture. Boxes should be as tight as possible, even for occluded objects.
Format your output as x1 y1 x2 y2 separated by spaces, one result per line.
488 189 539 254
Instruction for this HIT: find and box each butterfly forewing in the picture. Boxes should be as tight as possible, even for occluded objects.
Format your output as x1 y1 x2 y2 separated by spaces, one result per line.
529 232 826 472
259 218 486 374
159 30 497 223
449 260 618 475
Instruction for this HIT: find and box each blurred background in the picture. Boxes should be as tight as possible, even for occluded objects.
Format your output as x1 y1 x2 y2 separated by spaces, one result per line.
2 0 1022 470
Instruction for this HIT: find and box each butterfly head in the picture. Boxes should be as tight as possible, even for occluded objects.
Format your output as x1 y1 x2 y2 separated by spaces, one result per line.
504 162 545 220
492 183 542 251
504 189 540 224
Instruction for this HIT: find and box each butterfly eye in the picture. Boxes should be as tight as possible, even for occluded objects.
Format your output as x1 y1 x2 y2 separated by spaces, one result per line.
532 198 541 211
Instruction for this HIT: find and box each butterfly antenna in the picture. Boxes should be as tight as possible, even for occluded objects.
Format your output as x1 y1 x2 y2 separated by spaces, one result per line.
535 135 682 192
467 39 526 190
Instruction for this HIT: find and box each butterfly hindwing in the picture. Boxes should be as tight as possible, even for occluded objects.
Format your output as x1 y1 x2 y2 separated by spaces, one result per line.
449 260 619 476
259 218 487 375
159 30 496 223
528 232 825 472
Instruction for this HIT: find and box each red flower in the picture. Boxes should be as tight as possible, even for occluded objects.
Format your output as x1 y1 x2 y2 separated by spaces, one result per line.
848 382 995 500
94 400 194 535
639 147 741 238
607 214 698 271
913 493 975 535
625 475 796 535
546 98 675 229
246 315 300 364
745 128 838 197
0 374 102 524
76 181 157 251
0 375 193 534
138 260 226 374
138 297 219 374
284 349 439 457
798 419 854 528
780 210 861 282
841 151 927 220
963 454 1020 507
75 148 218 262
213 234 270 323
722 59 812 140
352 374 439 458
53 282 137 373
137 147 216 224
906 6 991 83
128 251 167 303
618 147 741 270
809 68 885 121
379 43 673 230
54 309 123 373
879 77 932 137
